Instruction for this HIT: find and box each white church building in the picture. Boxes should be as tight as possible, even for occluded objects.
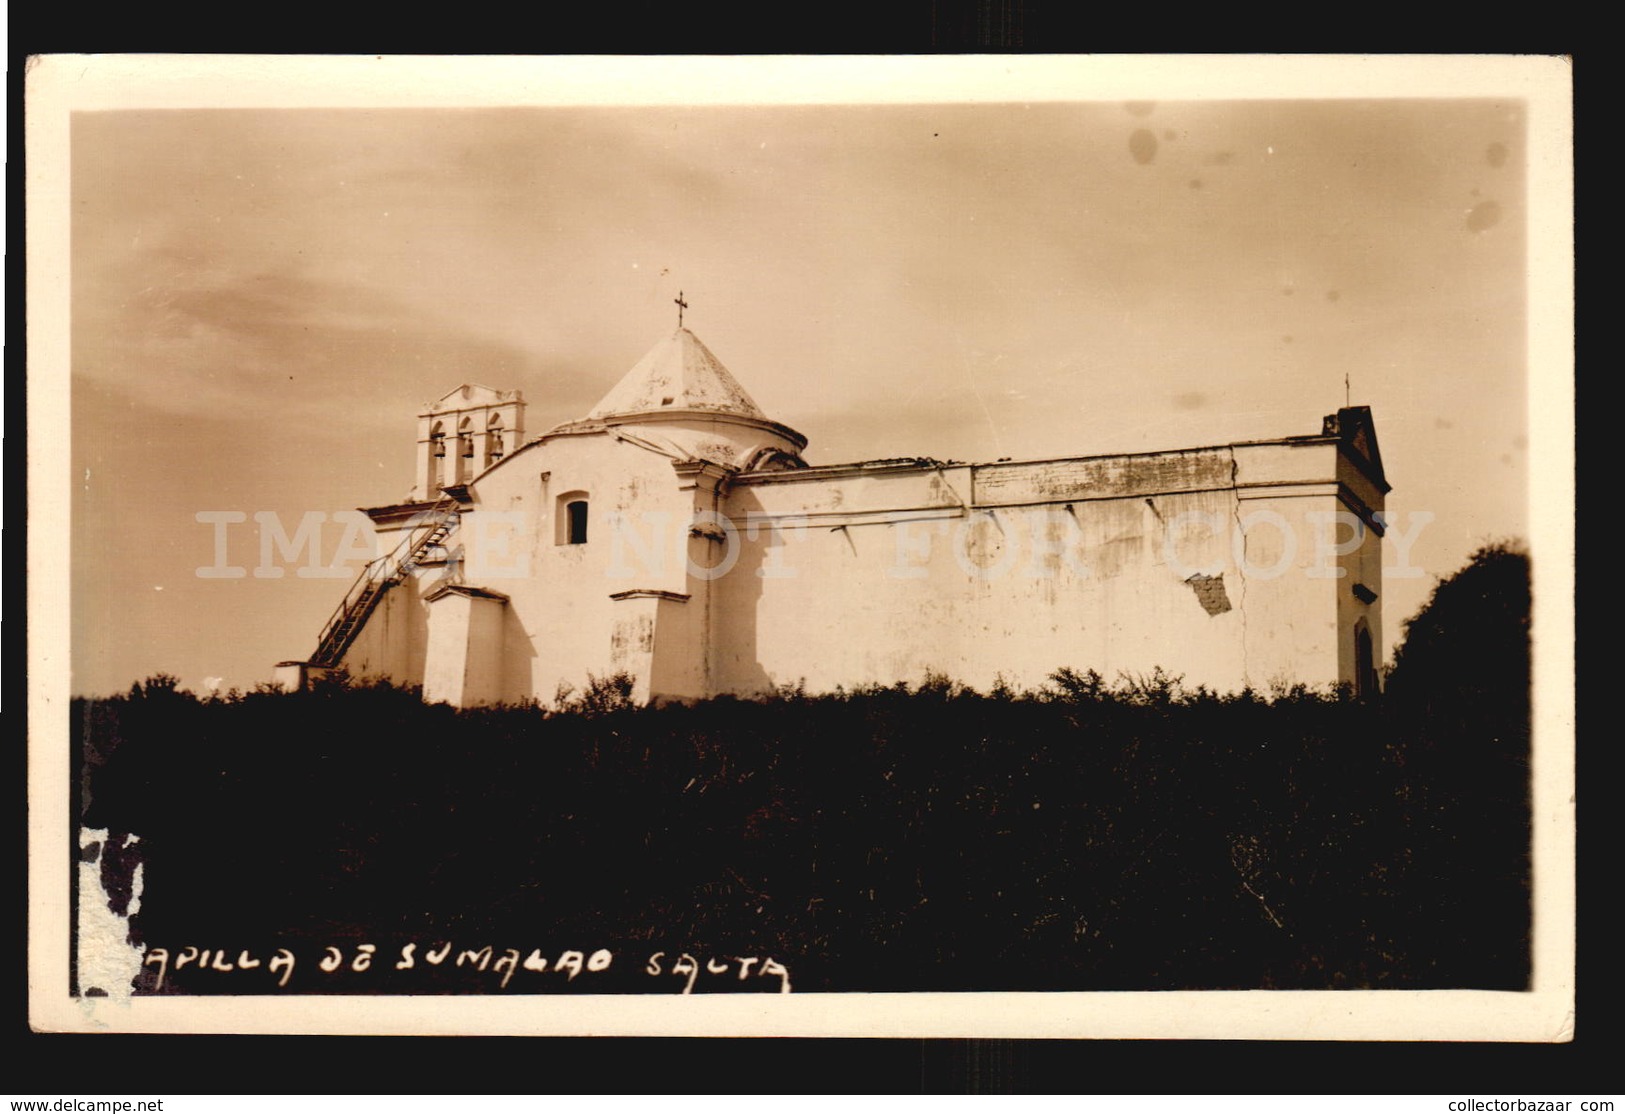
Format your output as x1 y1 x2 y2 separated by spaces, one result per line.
278 325 1390 706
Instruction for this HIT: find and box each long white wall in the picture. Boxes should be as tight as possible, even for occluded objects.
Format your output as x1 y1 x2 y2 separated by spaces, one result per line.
715 440 1377 697
334 429 1383 706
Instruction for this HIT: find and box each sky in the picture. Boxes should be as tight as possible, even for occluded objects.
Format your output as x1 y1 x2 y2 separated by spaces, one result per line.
45 58 1562 698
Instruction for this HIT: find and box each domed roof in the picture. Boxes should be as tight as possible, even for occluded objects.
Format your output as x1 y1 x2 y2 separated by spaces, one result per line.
587 329 768 421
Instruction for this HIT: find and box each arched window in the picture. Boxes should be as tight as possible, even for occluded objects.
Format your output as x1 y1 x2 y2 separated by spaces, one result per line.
458 417 475 459
555 491 590 546
1355 623 1377 699
429 422 448 490
486 414 505 467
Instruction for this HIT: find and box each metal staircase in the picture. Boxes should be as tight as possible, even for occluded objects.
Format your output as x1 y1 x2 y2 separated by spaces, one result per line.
310 493 461 668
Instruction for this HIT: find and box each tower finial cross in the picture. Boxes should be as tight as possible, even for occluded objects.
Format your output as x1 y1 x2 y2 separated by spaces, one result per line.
675 290 689 328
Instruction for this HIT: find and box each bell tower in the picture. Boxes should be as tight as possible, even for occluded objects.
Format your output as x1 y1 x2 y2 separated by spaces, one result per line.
413 384 526 500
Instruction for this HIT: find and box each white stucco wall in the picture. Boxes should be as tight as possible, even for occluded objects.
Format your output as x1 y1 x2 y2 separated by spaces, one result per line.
453 431 716 705
714 439 1381 698
336 580 430 685
421 588 509 705
421 590 472 705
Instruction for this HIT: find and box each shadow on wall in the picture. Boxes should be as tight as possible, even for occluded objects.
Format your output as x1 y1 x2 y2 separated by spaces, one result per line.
707 483 775 700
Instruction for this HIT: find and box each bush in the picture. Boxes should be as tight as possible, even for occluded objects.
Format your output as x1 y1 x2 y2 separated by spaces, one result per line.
554 671 636 716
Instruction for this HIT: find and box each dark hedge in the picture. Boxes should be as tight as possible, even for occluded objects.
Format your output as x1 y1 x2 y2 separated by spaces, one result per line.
73 545 1532 995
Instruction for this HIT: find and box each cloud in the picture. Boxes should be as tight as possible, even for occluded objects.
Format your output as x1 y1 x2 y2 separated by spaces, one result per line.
73 248 550 425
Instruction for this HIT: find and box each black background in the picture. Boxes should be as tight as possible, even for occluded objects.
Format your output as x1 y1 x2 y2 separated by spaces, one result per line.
11 10 1596 1097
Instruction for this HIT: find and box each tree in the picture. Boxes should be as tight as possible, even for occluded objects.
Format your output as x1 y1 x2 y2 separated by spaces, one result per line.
1385 540 1532 722
1382 540 1533 988
126 673 188 701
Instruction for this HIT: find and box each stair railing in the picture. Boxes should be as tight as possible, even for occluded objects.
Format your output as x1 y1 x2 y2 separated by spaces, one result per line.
311 493 461 666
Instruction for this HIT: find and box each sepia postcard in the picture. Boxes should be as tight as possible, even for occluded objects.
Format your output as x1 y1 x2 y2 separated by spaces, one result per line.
26 53 1575 1039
